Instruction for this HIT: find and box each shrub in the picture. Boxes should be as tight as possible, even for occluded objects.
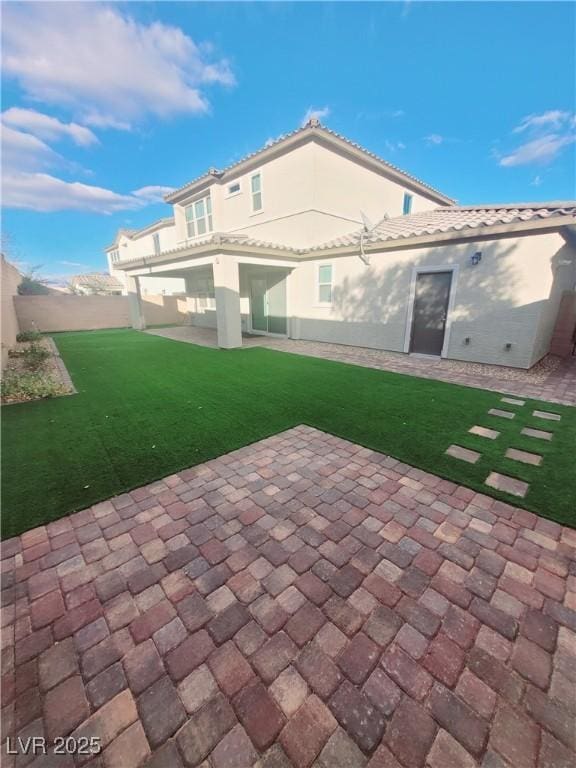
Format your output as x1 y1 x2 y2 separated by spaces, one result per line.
1 372 67 403
21 343 51 371
16 330 42 343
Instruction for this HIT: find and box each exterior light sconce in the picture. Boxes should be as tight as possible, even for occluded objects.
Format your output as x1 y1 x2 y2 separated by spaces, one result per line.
471 251 482 266
505 343 512 351
464 337 471 345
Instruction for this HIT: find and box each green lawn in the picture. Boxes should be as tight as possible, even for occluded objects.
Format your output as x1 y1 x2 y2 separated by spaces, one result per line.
2 329 575 537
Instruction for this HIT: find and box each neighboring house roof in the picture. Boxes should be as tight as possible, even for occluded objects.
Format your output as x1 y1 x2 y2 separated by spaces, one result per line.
115 201 576 270
71 273 123 291
312 202 576 250
105 218 174 252
164 119 454 206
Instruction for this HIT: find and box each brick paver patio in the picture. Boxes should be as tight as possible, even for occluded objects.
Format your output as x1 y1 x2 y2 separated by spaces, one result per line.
146 326 576 407
2 426 575 768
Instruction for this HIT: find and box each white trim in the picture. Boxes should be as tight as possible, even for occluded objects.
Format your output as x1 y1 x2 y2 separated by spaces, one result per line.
403 264 459 357
250 172 263 213
225 181 242 198
316 262 334 307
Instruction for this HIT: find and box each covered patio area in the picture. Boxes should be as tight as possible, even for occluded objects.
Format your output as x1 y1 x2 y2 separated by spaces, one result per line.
123 245 295 350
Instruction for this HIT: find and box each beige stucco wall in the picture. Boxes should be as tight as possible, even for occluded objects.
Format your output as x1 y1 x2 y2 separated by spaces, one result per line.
1 256 22 369
107 227 185 295
15 295 190 333
170 139 445 250
289 231 574 368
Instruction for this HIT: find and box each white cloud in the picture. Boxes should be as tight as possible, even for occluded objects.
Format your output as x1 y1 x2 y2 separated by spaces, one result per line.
302 106 331 126
530 175 543 187
384 140 406 153
499 133 575 167
132 185 175 203
2 4 235 128
513 110 570 133
425 134 444 145
1 125 62 171
499 109 575 168
2 108 98 146
2 172 143 213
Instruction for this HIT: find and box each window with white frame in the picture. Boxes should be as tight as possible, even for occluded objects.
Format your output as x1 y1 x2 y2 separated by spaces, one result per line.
403 193 413 215
109 249 120 264
318 264 333 304
251 173 262 212
227 181 241 197
185 195 213 238
152 232 161 255
195 277 216 310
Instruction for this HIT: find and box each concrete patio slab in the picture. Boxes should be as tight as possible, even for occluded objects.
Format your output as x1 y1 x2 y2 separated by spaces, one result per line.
485 472 530 498
468 426 500 440
2 427 575 768
532 410 561 422
521 427 554 441
445 445 482 464
487 409 515 420
505 448 543 467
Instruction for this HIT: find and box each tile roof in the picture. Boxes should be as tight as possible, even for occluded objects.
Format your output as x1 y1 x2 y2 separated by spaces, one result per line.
72 273 123 290
164 120 453 204
116 202 576 268
311 202 576 250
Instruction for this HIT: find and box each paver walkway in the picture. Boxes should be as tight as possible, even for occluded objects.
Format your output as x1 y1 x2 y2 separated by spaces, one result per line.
2 427 575 768
146 326 576 406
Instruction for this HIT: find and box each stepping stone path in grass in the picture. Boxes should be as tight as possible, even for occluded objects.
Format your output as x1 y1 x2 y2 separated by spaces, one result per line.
488 408 515 419
505 448 543 466
445 445 481 464
485 472 529 498
469 426 500 440
532 410 561 421
501 397 525 406
521 427 553 441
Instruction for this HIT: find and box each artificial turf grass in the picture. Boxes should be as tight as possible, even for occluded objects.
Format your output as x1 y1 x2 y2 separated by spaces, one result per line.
1 328 575 538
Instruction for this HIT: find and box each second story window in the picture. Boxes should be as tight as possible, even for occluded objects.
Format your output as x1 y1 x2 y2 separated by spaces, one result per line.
403 193 413 215
251 173 263 212
318 264 333 304
227 182 241 196
185 195 213 238
152 233 161 255
110 249 120 263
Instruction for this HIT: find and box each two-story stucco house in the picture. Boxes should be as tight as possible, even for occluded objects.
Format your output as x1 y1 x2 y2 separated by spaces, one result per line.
107 119 576 368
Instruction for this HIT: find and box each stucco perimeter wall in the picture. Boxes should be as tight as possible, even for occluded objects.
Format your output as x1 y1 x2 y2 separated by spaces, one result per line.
1 257 22 368
289 231 570 369
15 295 190 333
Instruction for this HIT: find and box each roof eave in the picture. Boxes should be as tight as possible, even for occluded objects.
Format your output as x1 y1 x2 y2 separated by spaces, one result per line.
308 215 576 257
164 125 454 206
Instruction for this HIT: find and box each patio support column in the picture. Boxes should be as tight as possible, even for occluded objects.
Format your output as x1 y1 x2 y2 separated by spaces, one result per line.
126 274 146 330
213 256 242 349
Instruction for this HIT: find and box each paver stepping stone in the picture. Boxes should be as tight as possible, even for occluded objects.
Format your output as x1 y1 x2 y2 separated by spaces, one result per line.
501 397 525 406
521 427 553 441
445 445 481 464
488 409 515 419
505 448 542 466
469 426 500 440
532 410 561 421
485 472 529 498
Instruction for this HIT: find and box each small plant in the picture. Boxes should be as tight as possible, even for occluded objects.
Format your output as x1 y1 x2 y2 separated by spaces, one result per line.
20 342 51 371
1 371 67 403
16 330 42 343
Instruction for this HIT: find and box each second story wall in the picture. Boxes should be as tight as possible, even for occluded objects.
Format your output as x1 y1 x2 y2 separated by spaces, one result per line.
172 138 448 249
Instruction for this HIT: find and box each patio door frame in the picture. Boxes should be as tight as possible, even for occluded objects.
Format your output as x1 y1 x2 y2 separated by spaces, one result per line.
403 264 459 358
248 271 289 338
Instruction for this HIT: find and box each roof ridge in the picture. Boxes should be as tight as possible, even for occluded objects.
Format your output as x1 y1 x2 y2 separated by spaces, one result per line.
164 121 454 204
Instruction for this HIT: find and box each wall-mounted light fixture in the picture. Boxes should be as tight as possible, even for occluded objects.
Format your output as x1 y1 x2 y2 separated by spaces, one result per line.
471 251 482 266
464 337 471 345
505 342 512 351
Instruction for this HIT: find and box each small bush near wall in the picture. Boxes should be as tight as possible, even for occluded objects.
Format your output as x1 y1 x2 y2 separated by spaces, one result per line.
1 337 72 404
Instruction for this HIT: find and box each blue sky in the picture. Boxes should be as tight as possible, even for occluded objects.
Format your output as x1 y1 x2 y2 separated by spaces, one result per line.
2 1 575 282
